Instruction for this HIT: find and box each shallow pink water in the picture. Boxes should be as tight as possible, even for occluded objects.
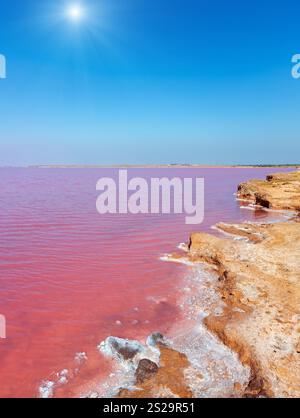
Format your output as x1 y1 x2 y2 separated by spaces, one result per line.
0 167 291 397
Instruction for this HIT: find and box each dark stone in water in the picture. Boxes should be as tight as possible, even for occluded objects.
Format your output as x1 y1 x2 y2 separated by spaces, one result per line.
99 336 145 361
146 332 165 347
110 338 143 360
135 359 159 384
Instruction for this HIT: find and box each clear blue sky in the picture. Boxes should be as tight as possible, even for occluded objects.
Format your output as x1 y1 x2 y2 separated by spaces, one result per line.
0 0 299 166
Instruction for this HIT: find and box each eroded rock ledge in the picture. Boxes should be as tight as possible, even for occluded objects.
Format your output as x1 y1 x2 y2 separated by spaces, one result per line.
188 220 300 398
237 170 300 211
180 171 300 397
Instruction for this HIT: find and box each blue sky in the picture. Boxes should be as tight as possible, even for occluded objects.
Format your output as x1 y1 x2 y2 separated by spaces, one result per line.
0 0 299 166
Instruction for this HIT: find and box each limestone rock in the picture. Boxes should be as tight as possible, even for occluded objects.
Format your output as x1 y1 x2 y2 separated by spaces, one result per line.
237 170 300 212
187 220 300 397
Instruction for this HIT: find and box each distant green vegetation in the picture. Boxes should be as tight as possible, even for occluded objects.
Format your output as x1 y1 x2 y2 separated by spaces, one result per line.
235 164 299 168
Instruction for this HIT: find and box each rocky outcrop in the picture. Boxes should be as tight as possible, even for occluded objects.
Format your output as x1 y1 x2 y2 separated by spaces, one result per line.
97 170 300 398
135 359 159 384
98 337 146 361
187 220 300 398
118 344 194 398
98 334 195 398
184 171 300 397
237 171 300 212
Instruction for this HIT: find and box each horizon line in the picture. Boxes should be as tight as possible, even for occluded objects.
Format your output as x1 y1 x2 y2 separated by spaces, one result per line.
0 164 299 169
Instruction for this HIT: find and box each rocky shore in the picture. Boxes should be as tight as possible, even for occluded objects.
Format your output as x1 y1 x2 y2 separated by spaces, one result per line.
187 171 300 398
237 170 300 211
96 171 300 398
189 221 300 397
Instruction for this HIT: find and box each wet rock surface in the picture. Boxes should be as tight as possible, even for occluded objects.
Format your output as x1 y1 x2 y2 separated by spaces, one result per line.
98 308 250 397
98 337 146 361
118 344 194 398
135 359 159 384
146 332 165 347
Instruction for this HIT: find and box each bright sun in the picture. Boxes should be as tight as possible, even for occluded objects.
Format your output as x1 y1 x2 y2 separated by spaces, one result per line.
67 4 84 21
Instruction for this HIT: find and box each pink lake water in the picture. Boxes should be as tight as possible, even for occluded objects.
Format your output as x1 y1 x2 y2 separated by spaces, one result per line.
0 167 292 398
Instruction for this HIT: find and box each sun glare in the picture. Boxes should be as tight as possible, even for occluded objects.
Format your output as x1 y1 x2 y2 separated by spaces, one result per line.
67 4 84 21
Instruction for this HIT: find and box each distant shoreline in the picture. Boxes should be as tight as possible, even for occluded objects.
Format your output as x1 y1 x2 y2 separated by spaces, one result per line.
22 164 300 169
0 164 299 170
